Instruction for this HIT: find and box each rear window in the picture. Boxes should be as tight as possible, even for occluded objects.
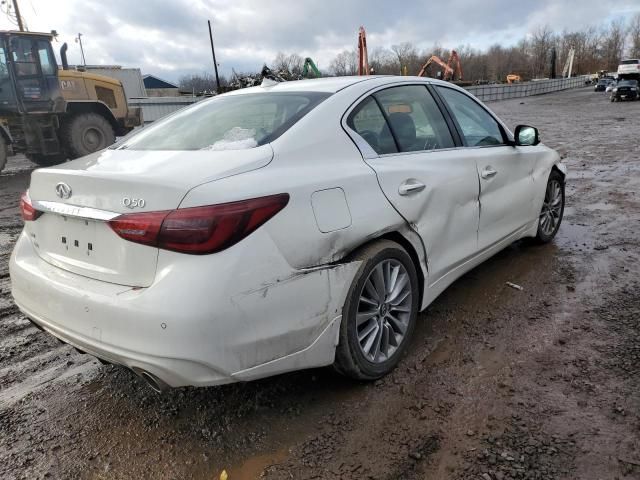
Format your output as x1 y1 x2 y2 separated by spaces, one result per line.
120 92 330 151
621 59 640 65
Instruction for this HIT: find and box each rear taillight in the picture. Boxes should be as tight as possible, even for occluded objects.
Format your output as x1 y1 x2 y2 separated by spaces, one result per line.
20 191 41 221
108 193 289 255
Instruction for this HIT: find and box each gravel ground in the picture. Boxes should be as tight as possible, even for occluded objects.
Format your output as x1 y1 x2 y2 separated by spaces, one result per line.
0 87 639 480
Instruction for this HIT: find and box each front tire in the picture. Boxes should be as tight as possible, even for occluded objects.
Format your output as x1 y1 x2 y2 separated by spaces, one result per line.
535 170 565 243
61 113 115 159
334 240 419 380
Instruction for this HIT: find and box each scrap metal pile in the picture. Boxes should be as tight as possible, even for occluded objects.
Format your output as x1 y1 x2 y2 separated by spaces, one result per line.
228 60 319 90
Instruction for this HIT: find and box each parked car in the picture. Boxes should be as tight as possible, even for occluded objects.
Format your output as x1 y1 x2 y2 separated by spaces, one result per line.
605 81 617 93
594 78 615 91
10 77 567 391
610 79 639 101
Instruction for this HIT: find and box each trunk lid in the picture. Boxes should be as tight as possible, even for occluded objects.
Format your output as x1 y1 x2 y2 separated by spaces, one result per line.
25 146 273 286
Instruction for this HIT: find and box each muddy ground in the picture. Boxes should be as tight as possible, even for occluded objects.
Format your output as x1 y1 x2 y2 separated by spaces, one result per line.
1 87 639 480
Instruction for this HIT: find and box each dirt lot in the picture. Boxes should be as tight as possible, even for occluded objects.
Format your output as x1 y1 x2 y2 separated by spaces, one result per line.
1 87 639 480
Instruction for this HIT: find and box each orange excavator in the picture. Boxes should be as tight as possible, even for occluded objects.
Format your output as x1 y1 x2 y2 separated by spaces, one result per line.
417 50 463 81
358 26 370 75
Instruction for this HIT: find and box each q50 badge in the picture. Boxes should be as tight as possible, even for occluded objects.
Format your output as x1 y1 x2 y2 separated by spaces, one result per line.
122 197 146 209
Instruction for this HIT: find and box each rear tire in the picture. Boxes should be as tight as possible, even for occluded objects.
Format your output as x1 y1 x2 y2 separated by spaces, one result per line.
334 240 419 380
61 113 115 159
535 170 565 243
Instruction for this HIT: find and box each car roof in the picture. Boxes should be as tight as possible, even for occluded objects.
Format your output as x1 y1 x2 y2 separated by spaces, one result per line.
224 75 456 97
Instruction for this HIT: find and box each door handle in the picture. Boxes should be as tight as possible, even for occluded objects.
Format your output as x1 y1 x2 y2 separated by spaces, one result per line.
398 180 426 196
481 167 498 179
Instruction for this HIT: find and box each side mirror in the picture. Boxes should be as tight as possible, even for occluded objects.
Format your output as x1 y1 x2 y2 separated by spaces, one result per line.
514 125 540 146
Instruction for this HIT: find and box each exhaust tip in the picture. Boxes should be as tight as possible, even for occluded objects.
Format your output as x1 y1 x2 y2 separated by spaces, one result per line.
132 368 168 393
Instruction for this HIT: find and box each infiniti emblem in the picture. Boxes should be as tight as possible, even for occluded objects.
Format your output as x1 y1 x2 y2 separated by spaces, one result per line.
55 182 72 199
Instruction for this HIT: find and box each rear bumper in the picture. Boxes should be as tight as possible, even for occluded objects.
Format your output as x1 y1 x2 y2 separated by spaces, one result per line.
10 231 358 388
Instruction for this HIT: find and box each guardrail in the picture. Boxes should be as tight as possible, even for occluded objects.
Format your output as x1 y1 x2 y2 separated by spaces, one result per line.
465 75 591 101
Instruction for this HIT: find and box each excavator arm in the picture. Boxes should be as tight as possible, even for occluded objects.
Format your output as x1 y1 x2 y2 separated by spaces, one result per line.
302 57 321 78
358 26 369 76
417 55 454 78
446 50 463 81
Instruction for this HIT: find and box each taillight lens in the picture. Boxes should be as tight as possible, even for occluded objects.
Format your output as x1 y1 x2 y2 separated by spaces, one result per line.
108 211 169 246
20 191 41 221
108 193 289 255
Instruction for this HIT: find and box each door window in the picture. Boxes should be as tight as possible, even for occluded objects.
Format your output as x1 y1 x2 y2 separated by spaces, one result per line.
36 41 56 75
437 87 505 147
347 96 398 154
374 85 454 152
10 37 37 76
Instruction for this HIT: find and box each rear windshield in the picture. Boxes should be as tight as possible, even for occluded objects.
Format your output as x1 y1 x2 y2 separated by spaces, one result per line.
119 92 331 151
621 59 640 65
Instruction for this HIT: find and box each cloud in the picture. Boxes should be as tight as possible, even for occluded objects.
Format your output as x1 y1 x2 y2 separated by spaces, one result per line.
2 0 639 82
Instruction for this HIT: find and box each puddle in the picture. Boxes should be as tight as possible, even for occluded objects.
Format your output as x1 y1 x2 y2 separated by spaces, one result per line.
225 448 288 479
555 222 593 249
584 202 615 211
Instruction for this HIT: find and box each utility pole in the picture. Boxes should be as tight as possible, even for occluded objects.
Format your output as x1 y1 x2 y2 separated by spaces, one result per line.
76 33 86 66
208 20 221 93
12 0 24 31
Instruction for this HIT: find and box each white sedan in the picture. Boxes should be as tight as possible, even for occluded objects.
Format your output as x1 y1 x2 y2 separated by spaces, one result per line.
10 76 566 391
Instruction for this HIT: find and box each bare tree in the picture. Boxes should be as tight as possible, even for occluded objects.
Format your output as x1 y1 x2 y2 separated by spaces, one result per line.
628 13 640 58
178 73 227 94
272 52 305 76
602 19 626 70
330 49 358 76
391 42 420 74
530 25 555 78
318 16 638 82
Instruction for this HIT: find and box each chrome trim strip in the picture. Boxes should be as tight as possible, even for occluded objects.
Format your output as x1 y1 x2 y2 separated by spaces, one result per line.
33 200 121 221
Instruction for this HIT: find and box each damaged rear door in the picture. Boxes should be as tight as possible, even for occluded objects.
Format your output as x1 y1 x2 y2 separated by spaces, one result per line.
346 84 479 285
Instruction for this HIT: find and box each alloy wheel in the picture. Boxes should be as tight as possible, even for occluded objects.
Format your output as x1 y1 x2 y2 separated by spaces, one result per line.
539 178 563 236
355 259 413 363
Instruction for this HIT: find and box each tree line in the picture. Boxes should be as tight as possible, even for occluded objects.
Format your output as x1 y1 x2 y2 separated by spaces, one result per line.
179 14 640 92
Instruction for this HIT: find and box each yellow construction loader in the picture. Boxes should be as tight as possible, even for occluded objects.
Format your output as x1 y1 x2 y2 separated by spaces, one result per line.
0 30 141 171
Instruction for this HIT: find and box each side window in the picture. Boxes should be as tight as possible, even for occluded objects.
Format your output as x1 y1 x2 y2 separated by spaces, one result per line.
0 48 9 80
436 87 505 147
10 37 37 76
36 41 55 75
347 96 398 155
374 85 454 152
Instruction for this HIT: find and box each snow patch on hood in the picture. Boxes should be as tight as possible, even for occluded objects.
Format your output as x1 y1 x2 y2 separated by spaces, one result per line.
203 127 258 151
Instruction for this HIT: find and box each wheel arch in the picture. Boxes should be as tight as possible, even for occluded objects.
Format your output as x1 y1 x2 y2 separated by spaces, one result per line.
64 101 120 134
339 229 427 309
551 164 566 183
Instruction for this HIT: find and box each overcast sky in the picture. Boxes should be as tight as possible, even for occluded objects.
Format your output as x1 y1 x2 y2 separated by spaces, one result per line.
1 0 639 82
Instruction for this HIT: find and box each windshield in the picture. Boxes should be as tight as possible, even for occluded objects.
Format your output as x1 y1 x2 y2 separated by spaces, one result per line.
618 80 638 87
120 91 331 151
